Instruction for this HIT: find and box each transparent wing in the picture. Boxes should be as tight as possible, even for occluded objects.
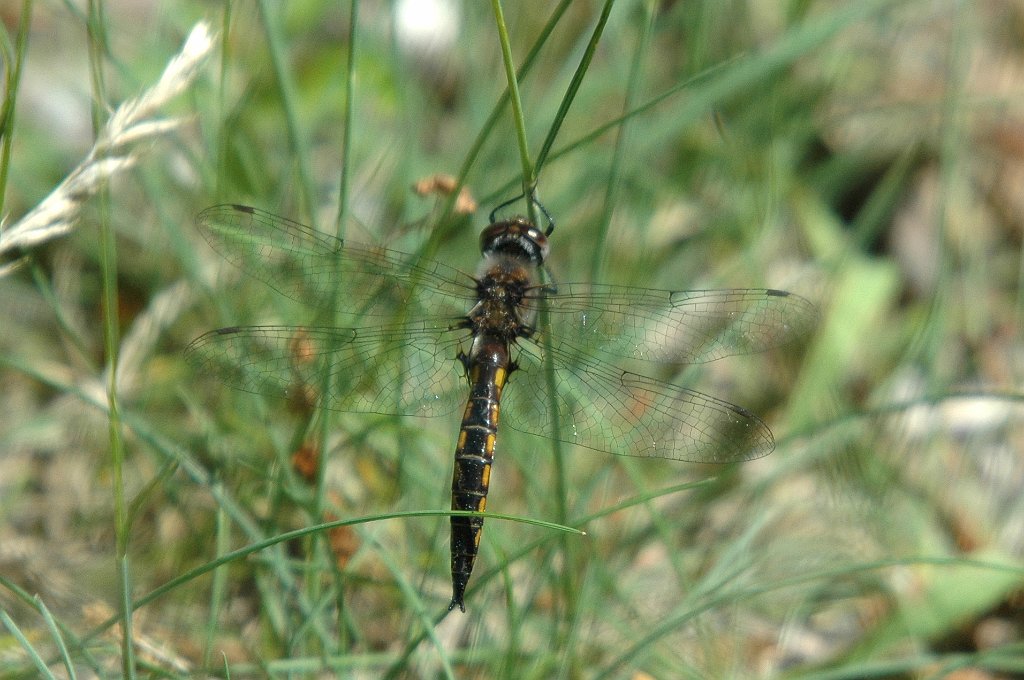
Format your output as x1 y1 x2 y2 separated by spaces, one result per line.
189 205 814 460
196 204 478 320
501 339 773 463
184 321 469 418
530 284 817 365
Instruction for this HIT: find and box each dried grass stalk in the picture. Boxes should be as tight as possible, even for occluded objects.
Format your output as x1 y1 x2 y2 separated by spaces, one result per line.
0 22 215 274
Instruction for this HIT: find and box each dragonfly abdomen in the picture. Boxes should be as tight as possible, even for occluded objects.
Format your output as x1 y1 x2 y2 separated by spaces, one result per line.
448 336 510 612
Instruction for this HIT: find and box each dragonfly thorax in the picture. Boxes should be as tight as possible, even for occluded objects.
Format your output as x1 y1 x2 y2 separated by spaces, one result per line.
479 217 549 265
469 252 539 341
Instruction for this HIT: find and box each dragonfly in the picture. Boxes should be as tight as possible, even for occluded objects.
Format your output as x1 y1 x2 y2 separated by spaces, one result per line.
185 203 816 612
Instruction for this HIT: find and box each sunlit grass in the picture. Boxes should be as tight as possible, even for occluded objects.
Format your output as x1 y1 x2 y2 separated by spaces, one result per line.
1 0 1023 678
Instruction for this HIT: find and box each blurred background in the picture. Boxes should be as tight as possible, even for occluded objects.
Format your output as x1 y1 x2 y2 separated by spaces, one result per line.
1 0 1022 677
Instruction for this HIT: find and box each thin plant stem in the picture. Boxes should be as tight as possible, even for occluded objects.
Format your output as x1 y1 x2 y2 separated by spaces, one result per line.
588 0 655 284
214 2 233 199
0 608 57 679
84 0 135 675
257 0 317 219
421 0 572 258
201 483 231 672
535 0 615 178
320 0 360 652
491 0 584 656
0 0 33 219
490 0 538 225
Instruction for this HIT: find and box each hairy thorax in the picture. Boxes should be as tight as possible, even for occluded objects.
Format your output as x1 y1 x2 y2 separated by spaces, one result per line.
469 253 538 341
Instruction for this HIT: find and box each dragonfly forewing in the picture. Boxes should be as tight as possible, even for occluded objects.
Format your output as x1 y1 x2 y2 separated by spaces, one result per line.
536 284 817 366
196 204 478 323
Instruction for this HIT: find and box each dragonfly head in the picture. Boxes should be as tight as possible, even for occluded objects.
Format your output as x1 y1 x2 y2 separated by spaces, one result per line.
479 217 550 266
